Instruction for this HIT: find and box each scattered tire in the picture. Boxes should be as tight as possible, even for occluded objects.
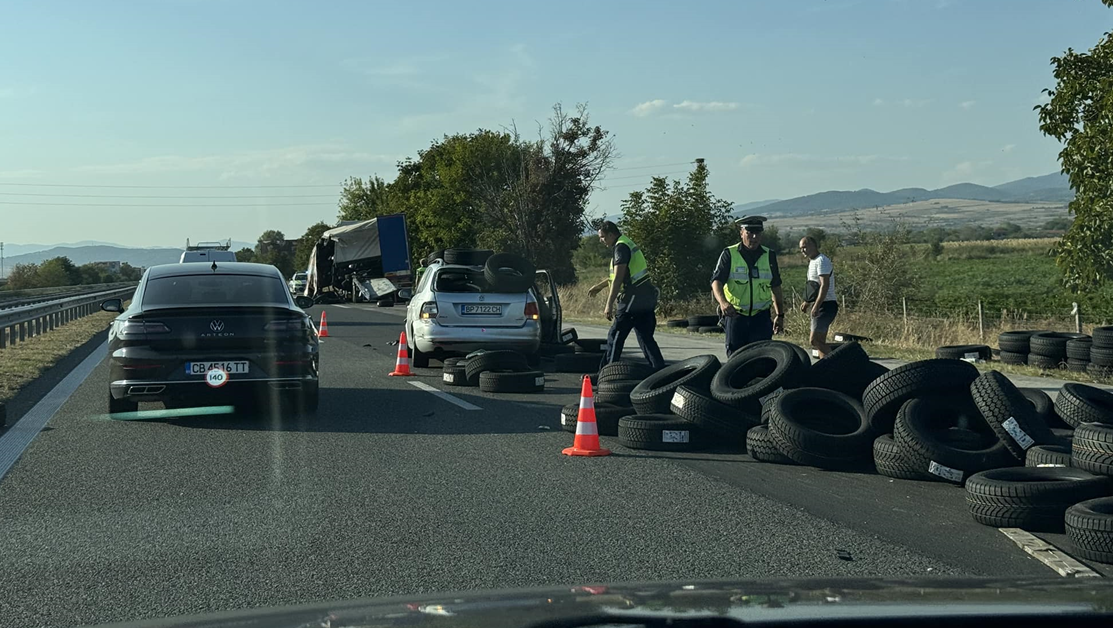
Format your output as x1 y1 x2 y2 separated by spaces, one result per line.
666 319 689 328
768 388 873 469
1067 338 1093 362
483 252 536 293
731 340 811 368
443 357 467 367
894 396 1015 482
874 434 934 481
1090 345 1113 367
998 330 1040 354
554 352 604 374
441 363 474 387
1030 332 1087 359
595 379 640 407
935 344 992 361
1066 497 1113 564
965 467 1113 531
697 325 724 334
746 425 795 464
618 415 705 451
711 343 804 411
630 355 721 415
1019 387 1070 430
559 327 578 345
998 351 1028 366
971 370 1056 460
574 338 607 353
863 359 979 434
443 248 493 266
687 314 719 328
479 370 545 393
1073 422 1113 476
1093 326 1113 349
802 341 880 399
560 402 635 436
671 385 759 441
1026 444 1073 468
1028 354 1064 370
465 350 529 381
599 361 655 383
1056 383 1113 428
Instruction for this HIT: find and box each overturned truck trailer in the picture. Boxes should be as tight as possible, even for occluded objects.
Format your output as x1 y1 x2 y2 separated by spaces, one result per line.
304 214 414 304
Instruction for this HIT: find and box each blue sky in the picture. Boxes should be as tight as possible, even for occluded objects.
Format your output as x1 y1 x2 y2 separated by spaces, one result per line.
1 0 1110 248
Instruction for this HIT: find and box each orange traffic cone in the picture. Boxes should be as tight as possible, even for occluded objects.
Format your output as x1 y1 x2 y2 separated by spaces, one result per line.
562 376 611 457
389 330 414 376
318 311 330 338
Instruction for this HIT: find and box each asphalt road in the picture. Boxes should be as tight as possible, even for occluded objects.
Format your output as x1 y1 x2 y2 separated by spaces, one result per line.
0 304 1087 628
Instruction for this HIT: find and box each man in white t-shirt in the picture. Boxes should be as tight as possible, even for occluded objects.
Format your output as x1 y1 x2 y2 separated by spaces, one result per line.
799 236 839 358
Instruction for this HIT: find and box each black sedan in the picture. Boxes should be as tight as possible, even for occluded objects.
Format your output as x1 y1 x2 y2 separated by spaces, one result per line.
102 262 319 415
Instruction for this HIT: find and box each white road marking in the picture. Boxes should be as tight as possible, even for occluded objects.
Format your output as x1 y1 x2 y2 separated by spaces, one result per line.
334 304 351 309
407 381 481 411
0 340 106 483
999 528 1101 578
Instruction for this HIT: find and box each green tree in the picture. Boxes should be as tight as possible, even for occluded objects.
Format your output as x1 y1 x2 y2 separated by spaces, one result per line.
1036 0 1113 290
119 263 143 281
337 175 391 222
37 257 79 287
255 230 294 277
762 225 784 253
235 247 256 263
620 160 733 306
6 263 39 290
78 263 108 285
294 221 332 273
1042 217 1072 231
572 234 611 271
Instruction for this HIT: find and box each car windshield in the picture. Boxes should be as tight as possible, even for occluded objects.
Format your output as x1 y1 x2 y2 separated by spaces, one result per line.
6 2 1113 627
143 274 290 307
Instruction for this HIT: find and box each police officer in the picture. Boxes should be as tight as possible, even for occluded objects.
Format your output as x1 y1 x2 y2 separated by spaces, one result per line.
587 221 666 371
710 216 787 356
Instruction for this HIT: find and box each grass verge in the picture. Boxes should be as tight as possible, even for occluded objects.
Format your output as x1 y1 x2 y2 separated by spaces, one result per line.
0 309 118 404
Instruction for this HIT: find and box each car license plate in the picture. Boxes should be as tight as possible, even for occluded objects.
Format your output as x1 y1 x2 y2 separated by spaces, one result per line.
461 304 502 315
186 361 249 375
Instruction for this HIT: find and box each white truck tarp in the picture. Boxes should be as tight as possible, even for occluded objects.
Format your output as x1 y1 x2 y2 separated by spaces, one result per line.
323 218 381 263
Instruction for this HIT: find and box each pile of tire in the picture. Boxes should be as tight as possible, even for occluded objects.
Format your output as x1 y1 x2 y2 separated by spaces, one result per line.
560 360 655 437
441 350 546 394
997 330 1040 366
1088 326 1113 381
686 314 723 335
553 336 609 374
935 344 992 362
748 341 888 469
997 330 1092 370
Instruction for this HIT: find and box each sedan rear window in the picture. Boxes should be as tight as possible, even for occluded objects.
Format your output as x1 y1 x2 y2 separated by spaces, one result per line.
143 274 290 307
434 269 488 293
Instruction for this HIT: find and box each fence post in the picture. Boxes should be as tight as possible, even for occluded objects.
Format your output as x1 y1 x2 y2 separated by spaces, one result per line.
1073 302 1082 334
902 297 908 330
978 300 984 342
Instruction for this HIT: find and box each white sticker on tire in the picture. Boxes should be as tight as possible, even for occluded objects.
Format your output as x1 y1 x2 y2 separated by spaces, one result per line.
662 430 690 444
534 376 545 387
1002 417 1035 449
964 352 979 360
443 373 455 383
759 387 784 406
671 391 686 410
928 461 963 482
835 335 845 342
562 412 573 426
1036 463 1067 468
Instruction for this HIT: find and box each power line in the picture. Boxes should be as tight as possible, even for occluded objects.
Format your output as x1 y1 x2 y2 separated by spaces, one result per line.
0 182 338 189
600 170 690 182
0 200 337 208
0 191 337 199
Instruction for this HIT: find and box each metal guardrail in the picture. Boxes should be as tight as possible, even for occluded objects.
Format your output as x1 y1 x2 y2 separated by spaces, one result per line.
0 282 138 310
0 286 136 349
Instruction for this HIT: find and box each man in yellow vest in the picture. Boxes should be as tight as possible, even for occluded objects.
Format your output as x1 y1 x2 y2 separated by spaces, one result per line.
710 216 787 356
587 221 666 370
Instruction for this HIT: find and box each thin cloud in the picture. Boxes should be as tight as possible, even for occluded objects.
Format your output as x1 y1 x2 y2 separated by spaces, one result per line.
872 98 886 106
873 97 930 107
73 144 398 178
630 99 667 117
959 100 976 110
1034 92 1052 106
1001 144 1016 153
899 98 930 107
672 100 740 113
740 153 909 168
942 159 993 184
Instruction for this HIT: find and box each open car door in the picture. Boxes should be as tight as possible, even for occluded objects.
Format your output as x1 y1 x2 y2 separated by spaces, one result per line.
533 270 562 345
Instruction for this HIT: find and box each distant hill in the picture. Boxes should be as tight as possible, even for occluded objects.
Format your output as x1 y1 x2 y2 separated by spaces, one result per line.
730 199 781 215
3 245 184 271
754 172 1071 217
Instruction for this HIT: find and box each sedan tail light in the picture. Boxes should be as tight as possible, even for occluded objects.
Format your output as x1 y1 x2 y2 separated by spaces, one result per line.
118 320 171 337
524 301 540 320
264 318 310 332
420 301 438 320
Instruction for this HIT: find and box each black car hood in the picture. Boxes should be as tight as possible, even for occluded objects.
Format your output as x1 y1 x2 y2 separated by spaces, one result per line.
90 577 1113 628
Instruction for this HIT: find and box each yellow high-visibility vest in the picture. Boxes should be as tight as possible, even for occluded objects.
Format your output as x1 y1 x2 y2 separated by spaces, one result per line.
722 244 773 315
610 235 649 288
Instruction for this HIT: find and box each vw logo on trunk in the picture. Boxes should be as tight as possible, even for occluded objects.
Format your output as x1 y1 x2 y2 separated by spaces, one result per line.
210 320 225 332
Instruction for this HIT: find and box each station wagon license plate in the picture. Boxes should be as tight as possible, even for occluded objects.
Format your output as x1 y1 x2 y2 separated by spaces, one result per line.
461 304 502 315
186 361 249 375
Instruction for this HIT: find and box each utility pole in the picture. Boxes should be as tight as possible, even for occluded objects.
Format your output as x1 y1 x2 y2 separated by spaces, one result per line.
1 241 4 279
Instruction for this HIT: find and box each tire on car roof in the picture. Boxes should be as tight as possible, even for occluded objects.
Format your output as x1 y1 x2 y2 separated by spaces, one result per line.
443 248 493 266
483 252 536 293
